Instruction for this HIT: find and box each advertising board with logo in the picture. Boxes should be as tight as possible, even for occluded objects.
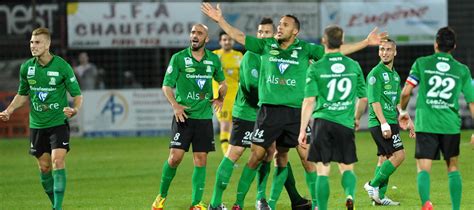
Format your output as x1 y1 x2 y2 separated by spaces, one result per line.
81 89 173 137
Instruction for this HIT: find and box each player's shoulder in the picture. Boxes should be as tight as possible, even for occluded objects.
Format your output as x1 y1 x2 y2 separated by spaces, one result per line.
231 49 243 57
172 48 189 58
414 54 435 64
300 40 322 50
206 48 221 61
449 57 470 71
19 58 35 73
52 55 71 65
243 51 260 59
368 63 384 74
212 48 223 55
21 57 35 67
342 55 359 65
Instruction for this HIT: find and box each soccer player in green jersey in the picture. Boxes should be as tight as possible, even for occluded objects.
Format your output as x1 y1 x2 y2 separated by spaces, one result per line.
208 17 311 210
399 27 474 210
0 27 83 210
202 3 386 209
151 24 227 210
363 39 414 206
298 25 368 210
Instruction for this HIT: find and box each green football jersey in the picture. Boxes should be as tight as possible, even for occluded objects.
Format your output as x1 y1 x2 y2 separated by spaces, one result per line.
163 47 225 119
305 52 367 129
232 51 260 121
406 52 474 134
367 62 401 127
18 55 82 129
245 36 324 108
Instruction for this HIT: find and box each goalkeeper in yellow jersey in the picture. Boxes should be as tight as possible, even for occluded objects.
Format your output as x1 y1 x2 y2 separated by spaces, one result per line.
213 31 243 155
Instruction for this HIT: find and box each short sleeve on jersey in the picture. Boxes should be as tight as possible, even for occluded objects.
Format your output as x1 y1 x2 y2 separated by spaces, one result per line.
18 63 30 96
213 59 225 83
367 71 382 103
245 36 265 55
163 54 179 87
406 61 420 87
308 43 324 61
356 64 367 98
304 66 319 98
64 62 81 97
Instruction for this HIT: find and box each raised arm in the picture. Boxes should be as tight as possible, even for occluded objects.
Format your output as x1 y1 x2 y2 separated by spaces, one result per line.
201 3 246 45
341 27 388 55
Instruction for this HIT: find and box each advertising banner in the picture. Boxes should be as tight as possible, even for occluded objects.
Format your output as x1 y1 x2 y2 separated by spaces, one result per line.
320 0 447 45
67 2 201 49
81 89 173 137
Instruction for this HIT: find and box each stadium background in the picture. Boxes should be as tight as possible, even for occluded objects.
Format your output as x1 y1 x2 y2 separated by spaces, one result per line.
0 0 472 138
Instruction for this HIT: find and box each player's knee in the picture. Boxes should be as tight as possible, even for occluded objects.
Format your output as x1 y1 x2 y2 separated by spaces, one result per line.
392 150 406 166
168 157 182 167
227 148 244 161
447 157 459 172
39 165 52 173
52 158 65 169
302 160 316 172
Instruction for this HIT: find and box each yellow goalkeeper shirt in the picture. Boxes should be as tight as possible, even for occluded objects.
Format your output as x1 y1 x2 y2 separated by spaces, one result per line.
212 49 243 120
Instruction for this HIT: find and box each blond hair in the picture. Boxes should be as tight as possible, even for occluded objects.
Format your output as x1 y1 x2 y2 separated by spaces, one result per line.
32 27 51 40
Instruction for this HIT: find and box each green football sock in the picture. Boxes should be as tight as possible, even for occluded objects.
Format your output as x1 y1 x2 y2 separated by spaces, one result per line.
341 170 356 200
52 169 66 210
305 170 318 208
284 162 304 204
370 160 396 187
210 157 234 207
417 170 430 205
268 166 288 209
159 161 177 198
40 171 54 204
379 179 389 199
373 166 388 199
235 165 257 207
256 161 271 200
448 171 462 210
191 166 206 206
316 176 329 210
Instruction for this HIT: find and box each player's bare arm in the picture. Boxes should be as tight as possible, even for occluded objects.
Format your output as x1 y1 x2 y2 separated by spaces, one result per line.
0 94 29 121
201 3 246 45
354 97 368 131
341 27 388 55
372 102 392 139
298 97 316 146
63 95 83 118
398 84 414 125
162 85 188 123
212 80 227 113
469 102 474 147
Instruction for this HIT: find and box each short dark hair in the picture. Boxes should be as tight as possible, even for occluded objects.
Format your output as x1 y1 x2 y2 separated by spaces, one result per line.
260 17 273 26
282 14 300 31
219 31 228 40
324 25 343 49
436 26 456 52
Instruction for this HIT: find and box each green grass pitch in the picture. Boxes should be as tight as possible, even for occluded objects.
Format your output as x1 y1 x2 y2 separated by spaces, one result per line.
1 130 473 209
